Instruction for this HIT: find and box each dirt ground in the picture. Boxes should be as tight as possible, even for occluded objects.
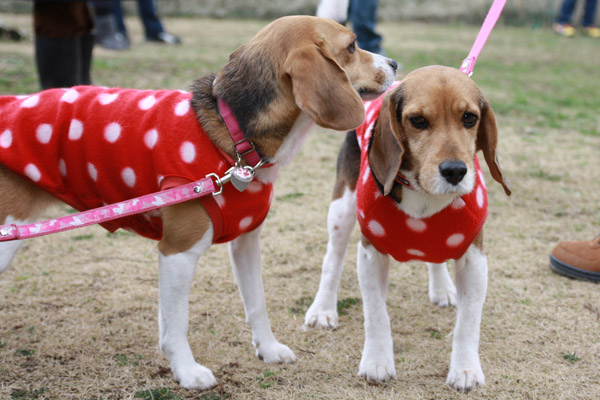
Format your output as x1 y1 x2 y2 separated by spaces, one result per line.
1 14 599 400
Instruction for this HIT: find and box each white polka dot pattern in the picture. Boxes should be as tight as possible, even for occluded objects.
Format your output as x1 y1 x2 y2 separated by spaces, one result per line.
60 89 79 103
368 220 385 237
180 141 196 163
104 122 121 143
36 124 53 144
21 95 40 108
98 93 118 105
446 233 465 247
24 163 41 182
58 159 67 176
239 216 253 230
144 129 158 149
476 186 484 208
407 249 425 257
174 100 190 116
139 95 157 110
121 167 136 187
0 129 12 148
88 163 98 182
406 218 426 232
68 119 83 140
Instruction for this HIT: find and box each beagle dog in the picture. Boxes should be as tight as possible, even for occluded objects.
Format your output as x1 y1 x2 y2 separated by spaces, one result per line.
0 16 397 389
305 66 510 392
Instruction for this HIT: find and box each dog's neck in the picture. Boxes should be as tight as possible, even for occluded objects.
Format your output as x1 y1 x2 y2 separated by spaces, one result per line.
191 74 315 185
397 186 457 219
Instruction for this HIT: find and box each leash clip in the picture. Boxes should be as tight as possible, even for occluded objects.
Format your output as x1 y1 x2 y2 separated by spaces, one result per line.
207 157 267 196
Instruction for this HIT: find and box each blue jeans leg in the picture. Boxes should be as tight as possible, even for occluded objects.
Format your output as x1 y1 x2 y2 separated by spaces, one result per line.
349 0 382 54
138 0 164 39
582 0 598 27
556 0 577 24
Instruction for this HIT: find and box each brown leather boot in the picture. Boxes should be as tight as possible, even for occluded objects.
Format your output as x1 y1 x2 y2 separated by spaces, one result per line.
550 234 600 282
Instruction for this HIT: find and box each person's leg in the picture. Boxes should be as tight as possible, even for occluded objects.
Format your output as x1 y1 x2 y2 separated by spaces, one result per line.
137 0 164 39
348 0 382 54
556 0 577 24
582 0 598 27
114 0 128 38
33 1 94 89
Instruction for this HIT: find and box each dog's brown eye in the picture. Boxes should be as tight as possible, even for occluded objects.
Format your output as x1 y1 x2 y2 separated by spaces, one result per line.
347 40 356 54
462 112 478 128
409 115 428 130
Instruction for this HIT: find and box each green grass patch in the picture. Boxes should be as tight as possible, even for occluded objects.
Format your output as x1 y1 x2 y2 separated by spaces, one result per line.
562 352 581 363
337 297 360 315
256 370 277 388
134 388 182 400
289 296 313 315
71 234 94 241
10 388 46 400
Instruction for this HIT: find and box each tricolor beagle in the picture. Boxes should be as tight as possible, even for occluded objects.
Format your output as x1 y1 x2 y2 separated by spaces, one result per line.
305 66 510 392
0 16 397 389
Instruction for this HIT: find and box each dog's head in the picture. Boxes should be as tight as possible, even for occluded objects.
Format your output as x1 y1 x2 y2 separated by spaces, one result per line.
370 65 511 198
213 16 397 136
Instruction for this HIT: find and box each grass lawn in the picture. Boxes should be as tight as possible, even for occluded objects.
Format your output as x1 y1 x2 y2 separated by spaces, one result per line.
1 13 599 400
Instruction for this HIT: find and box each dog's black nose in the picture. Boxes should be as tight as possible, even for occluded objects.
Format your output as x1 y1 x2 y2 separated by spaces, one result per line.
439 161 467 185
389 59 399 71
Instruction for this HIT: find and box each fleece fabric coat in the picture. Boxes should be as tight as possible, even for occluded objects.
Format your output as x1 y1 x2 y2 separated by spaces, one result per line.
355 85 489 263
0 86 273 242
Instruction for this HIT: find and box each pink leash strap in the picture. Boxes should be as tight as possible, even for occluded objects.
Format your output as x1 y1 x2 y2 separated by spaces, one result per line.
459 0 506 77
0 177 215 241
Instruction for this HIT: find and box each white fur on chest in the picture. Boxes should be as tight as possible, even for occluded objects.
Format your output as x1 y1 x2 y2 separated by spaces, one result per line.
256 111 314 184
397 188 456 219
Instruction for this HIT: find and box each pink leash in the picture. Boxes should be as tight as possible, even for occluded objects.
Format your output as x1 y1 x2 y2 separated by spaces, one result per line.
459 0 506 77
0 178 215 241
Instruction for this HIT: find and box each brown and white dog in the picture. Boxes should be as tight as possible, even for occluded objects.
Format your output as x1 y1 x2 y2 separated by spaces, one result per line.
0 16 397 389
305 66 511 392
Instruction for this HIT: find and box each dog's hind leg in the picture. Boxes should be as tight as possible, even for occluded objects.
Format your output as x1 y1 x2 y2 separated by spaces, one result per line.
427 262 457 307
0 166 57 274
229 224 296 364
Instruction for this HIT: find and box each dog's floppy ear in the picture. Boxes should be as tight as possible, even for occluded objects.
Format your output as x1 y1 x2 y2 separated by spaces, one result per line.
369 89 405 196
477 97 511 196
284 44 365 131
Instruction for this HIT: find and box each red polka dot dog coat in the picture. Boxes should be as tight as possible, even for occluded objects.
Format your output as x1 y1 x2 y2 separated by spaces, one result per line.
0 86 273 243
355 85 489 263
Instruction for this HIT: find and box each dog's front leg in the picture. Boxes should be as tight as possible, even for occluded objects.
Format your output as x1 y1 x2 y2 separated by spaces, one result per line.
158 228 217 390
305 187 357 329
357 238 396 383
446 244 487 392
229 224 296 364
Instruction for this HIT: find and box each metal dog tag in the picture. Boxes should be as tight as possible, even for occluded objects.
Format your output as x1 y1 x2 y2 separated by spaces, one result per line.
230 166 254 192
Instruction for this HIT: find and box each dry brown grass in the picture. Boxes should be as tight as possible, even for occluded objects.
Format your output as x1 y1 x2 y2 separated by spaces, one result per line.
1 13 600 400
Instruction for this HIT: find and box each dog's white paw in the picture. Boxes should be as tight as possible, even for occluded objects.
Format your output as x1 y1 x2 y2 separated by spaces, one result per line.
174 363 218 390
304 305 339 329
257 341 297 364
429 286 457 307
446 367 485 393
358 357 396 384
